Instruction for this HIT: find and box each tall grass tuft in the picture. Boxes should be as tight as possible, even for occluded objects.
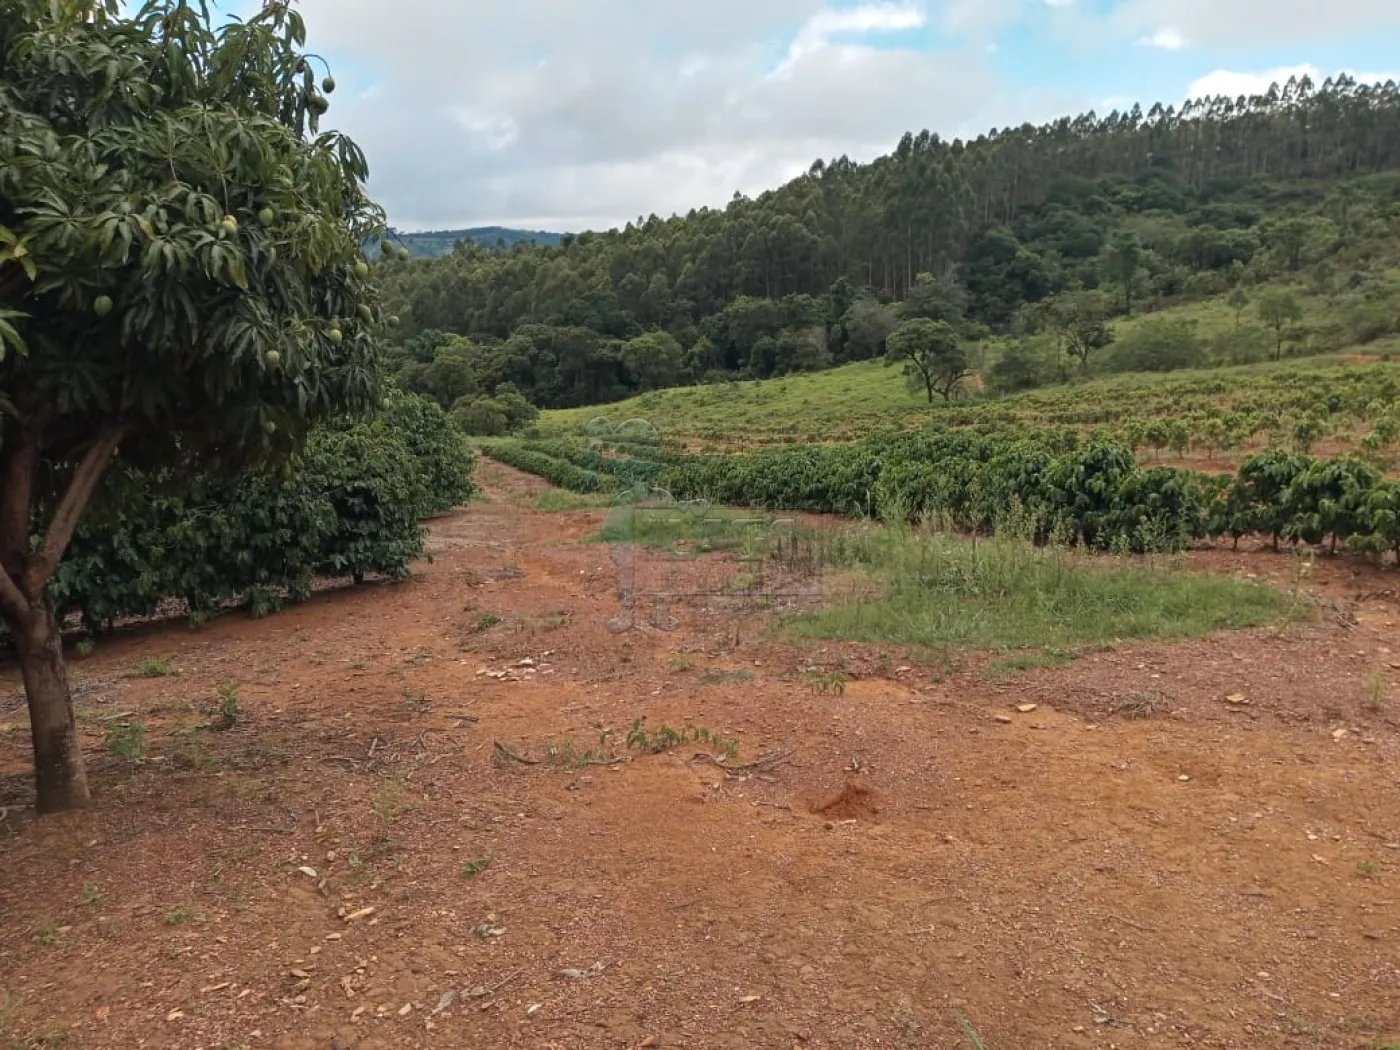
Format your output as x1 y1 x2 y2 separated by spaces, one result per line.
790 514 1305 650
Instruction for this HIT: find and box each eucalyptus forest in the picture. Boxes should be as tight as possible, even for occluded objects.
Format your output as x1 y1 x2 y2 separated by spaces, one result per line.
378 75 1400 414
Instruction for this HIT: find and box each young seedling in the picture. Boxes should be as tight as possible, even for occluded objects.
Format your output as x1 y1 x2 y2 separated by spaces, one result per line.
213 683 240 731
1365 670 1387 712
801 666 848 695
136 656 173 678
461 856 494 878
105 722 145 760
32 918 59 946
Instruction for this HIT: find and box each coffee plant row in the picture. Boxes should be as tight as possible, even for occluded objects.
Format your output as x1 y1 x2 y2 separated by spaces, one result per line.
7 391 476 641
482 426 1400 562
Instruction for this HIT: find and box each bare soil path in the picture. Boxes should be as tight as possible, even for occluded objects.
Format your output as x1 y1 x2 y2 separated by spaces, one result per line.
2 459 1399 1050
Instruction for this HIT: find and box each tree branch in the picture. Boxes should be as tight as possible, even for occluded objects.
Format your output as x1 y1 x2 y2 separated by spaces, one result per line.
0 561 27 629
0 429 38 570
24 424 128 593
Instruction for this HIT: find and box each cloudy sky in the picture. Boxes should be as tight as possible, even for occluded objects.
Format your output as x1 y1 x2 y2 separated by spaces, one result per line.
268 0 1400 233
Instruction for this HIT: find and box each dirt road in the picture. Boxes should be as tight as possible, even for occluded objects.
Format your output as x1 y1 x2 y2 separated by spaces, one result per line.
2 460 1398 1049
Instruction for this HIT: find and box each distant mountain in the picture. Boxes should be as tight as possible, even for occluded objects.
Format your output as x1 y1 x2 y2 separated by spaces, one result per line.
379 226 562 259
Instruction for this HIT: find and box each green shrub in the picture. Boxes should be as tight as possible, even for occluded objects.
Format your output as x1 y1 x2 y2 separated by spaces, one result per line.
302 422 428 584
12 400 465 640
478 440 611 493
383 388 477 516
496 418 1400 565
1104 318 1208 373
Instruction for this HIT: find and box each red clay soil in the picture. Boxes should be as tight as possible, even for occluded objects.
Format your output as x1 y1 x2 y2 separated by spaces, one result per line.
2 460 1400 1050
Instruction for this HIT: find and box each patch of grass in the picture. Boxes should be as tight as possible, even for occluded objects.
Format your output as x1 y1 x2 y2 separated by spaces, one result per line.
9 1031 67 1050
532 489 613 512
668 652 695 672
1116 690 1171 719
371 777 415 822
789 526 1303 651
472 612 501 633
542 335 1400 456
598 505 780 549
1357 859 1379 877
979 648 1079 681
135 656 173 678
105 721 145 760
31 919 58 947
534 609 572 631
164 905 191 926
800 666 848 694
626 718 737 759
957 1011 989 1050
540 736 618 768
80 885 102 907
400 687 430 713
1365 670 1388 712
461 856 494 878
699 669 755 686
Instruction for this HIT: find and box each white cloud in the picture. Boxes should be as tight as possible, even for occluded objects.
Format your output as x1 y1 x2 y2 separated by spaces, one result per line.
289 0 1065 231
1351 69 1400 85
274 0 1396 231
1137 28 1187 49
771 2 924 78
943 0 1025 37
1109 0 1400 48
1186 63 1398 99
1186 64 1318 99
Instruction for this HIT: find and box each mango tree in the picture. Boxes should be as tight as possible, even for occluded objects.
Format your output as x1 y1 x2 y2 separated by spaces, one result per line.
0 0 383 812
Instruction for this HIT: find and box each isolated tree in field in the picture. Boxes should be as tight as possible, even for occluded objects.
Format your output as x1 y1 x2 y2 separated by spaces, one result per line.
885 318 970 403
1051 291 1114 374
0 0 384 812
1227 287 1250 329
1104 232 1143 315
1257 290 1304 359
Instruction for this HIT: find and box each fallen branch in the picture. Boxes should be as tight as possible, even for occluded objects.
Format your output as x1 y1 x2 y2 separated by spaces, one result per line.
1105 914 1157 934
467 968 522 998
493 741 541 766
690 749 794 776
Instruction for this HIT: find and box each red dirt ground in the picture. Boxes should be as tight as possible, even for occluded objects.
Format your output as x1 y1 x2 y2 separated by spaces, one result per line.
2 459 1400 1050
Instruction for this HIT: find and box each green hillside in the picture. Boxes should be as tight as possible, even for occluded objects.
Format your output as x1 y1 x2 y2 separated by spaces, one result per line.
384 226 563 258
373 76 1400 428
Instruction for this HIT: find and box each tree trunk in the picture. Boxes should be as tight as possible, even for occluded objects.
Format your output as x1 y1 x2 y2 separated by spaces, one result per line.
10 597 90 813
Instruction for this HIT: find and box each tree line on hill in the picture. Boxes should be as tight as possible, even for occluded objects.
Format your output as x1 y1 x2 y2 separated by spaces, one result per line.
375 75 1400 426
